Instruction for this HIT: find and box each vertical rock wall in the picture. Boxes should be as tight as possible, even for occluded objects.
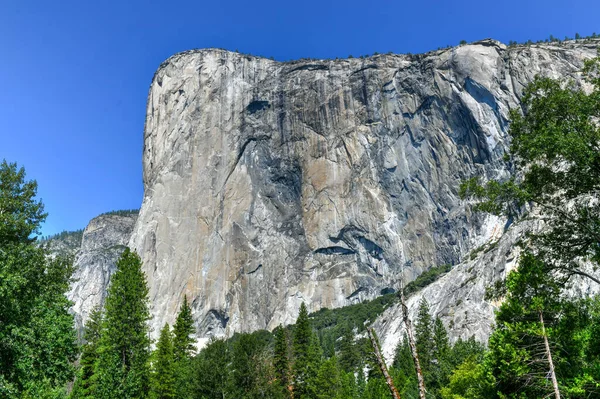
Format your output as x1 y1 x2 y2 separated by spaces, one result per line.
128 39 598 339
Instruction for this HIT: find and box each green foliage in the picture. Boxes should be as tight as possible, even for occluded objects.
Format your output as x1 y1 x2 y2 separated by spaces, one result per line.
456 55 600 398
0 160 47 244
273 325 291 395
71 308 103 399
460 55 600 283
172 296 196 399
193 338 231 399
173 296 196 362
338 325 360 373
309 293 396 333
41 229 84 244
0 160 77 397
230 332 270 397
439 357 494 399
293 303 320 398
405 264 452 295
392 307 486 398
415 299 434 378
314 357 342 399
151 324 176 399
485 253 600 397
94 248 151 398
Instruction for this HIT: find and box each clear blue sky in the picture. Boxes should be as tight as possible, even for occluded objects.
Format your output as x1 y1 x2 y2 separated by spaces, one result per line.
1 0 598 236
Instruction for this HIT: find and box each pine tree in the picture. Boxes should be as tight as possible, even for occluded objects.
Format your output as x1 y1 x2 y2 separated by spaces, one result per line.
71 308 103 399
338 370 359 399
338 324 359 373
305 333 323 397
430 317 451 395
172 296 196 399
392 335 418 396
415 299 434 373
173 296 195 362
293 302 316 398
231 333 257 396
315 356 341 399
95 248 151 398
273 325 291 396
151 324 175 399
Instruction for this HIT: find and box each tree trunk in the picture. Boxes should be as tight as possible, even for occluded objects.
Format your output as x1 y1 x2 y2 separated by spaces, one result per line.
400 284 427 399
367 328 401 399
539 310 561 399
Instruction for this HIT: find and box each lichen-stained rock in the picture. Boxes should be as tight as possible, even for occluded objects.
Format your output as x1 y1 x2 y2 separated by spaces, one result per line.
129 39 600 339
68 212 138 335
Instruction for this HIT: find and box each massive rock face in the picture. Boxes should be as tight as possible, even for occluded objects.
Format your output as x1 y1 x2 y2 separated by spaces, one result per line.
127 39 598 339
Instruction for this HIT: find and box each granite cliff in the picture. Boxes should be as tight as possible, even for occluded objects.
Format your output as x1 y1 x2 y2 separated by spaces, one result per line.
119 39 599 340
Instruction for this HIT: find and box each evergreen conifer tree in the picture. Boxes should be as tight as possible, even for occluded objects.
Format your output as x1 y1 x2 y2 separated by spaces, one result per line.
273 325 291 396
71 308 103 399
338 324 359 373
315 356 341 399
292 302 316 398
415 299 434 373
94 248 151 398
231 333 257 396
150 324 175 399
172 296 196 399
173 296 195 362
430 317 451 395
486 253 564 398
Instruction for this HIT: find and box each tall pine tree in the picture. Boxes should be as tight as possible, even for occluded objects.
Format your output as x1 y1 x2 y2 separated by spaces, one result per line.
430 317 451 395
173 296 195 362
94 248 151 399
338 324 359 373
415 299 434 374
71 308 103 399
273 325 291 396
150 324 175 399
172 296 196 399
292 302 318 399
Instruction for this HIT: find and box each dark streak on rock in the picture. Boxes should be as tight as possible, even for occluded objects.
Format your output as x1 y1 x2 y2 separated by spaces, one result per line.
247 264 263 274
314 246 356 256
287 64 329 74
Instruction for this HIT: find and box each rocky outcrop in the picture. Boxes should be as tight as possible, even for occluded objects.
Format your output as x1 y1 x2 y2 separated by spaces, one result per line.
372 217 525 361
67 212 138 335
372 217 600 363
127 39 599 340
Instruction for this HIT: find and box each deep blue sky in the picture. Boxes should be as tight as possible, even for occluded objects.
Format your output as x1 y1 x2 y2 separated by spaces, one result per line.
1 0 598 236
